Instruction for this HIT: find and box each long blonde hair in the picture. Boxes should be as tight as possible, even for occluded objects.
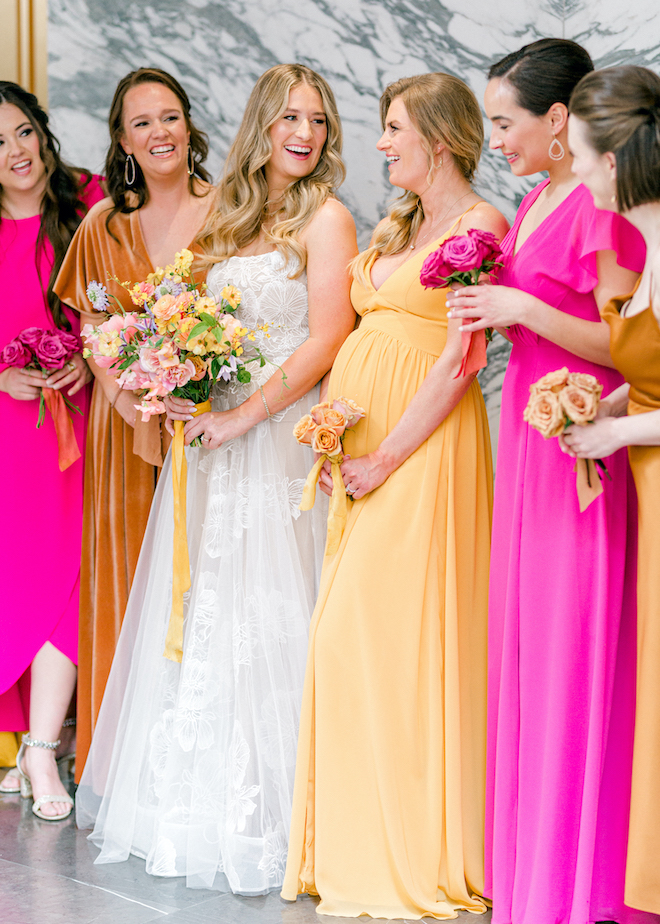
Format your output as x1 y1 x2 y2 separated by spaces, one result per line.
351 73 483 286
198 64 345 276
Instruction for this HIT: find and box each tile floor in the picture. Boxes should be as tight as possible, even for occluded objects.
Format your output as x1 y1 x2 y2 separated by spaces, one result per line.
0 766 491 924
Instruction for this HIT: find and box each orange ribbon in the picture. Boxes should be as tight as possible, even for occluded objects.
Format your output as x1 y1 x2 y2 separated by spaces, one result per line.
163 399 212 663
455 329 487 379
574 457 604 512
42 388 81 471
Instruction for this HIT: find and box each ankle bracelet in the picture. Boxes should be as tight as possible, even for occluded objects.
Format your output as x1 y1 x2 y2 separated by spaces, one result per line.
22 734 61 750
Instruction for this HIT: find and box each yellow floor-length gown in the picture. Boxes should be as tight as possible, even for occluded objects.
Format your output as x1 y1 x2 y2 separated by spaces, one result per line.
282 219 492 919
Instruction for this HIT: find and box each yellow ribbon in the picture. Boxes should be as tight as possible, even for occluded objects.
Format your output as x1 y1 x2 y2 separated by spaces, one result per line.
299 453 348 556
163 399 212 662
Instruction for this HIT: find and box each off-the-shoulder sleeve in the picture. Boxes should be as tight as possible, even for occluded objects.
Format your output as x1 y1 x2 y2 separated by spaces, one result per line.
573 189 645 293
54 198 114 314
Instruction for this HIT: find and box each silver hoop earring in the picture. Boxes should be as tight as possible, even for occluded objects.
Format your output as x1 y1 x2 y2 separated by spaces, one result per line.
124 153 136 187
187 144 194 177
549 136 565 161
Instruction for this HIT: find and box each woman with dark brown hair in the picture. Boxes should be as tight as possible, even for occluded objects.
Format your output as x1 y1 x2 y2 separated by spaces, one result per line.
54 67 213 782
566 64 660 917
0 82 104 818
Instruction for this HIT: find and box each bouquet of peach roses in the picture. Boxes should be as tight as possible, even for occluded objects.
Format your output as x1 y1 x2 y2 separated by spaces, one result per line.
294 397 366 555
523 367 610 511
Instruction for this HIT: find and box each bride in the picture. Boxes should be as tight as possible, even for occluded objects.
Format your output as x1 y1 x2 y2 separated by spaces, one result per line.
75 63 357 894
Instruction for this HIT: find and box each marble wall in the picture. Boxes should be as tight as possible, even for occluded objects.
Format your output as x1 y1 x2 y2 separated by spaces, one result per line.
47 0 660 451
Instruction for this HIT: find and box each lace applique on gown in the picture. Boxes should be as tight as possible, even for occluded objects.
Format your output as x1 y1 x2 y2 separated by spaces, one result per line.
76 251 328 894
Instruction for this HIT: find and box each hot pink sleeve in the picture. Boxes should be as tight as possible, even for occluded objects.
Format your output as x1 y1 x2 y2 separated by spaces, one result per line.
574 189 645 293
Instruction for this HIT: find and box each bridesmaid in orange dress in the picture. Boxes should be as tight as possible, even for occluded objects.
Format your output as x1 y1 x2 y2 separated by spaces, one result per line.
54 68 213 781
566 65 660 917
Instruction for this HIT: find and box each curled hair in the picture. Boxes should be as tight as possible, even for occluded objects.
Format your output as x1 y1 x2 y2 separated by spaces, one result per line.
351 73 483 286
489 38 593 115
0 81 92 329
570 66 660 212
197 64 345 277
105 67 211 235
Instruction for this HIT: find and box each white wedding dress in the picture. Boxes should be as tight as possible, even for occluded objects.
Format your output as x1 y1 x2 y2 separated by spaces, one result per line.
75 252 328 893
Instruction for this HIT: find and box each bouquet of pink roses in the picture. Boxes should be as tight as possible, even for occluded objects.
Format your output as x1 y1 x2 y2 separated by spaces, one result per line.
294 397 366 555
1 327 82 470
420 228 503 377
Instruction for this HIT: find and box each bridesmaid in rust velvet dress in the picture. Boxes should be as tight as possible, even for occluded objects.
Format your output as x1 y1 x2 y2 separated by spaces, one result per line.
55 68 212 782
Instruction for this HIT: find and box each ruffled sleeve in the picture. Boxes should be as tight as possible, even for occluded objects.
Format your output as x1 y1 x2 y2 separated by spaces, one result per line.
572 187 645 293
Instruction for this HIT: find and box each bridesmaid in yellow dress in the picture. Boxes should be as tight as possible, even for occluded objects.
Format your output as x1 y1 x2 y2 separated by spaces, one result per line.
564 66 660 917
282 73 508 919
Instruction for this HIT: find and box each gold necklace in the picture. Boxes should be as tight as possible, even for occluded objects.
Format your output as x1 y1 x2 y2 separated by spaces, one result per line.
409 191 473 250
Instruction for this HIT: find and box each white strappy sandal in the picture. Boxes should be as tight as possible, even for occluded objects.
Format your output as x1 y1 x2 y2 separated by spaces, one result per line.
1 718 76 795
16 734 74 821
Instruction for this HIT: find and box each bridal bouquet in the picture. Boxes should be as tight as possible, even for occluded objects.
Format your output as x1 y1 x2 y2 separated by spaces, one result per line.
1 327 82 470
524 367 610 511
82 249 267 433
420 228 503 377
294 397 366 555
83 249 270 663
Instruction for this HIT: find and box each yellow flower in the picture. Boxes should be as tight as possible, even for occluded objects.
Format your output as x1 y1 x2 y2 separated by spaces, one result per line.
147 267 165 286
220 285 241 310
97 330 122 357
193 295 218 316
174 249 194 275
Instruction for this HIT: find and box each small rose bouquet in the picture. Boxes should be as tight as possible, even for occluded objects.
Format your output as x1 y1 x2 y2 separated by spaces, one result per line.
420 228 503 377
524 367 610 511
1 327 83 470
82 249 272 664
294 397 366 554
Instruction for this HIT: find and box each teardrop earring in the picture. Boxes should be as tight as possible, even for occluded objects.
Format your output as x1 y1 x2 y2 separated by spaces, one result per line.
548 136 565 161
124 153 136 187
187 144 194 177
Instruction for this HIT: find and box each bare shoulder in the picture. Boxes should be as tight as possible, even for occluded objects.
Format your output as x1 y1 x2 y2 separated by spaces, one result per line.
456 200 509 241
304 197 357 247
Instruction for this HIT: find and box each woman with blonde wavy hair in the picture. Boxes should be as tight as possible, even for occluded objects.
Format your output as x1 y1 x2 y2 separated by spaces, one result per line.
75 63 357 894
282 72 508 917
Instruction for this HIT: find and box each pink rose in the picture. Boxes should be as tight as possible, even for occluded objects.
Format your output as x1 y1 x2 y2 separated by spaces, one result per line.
332 396 365 429
440 234 481 271
35 330 70 369
160 359 196 390
1 337 32 367
139 347 161 374
17 327 44 350
420 248 455 288
117 366 152 390
467 228 502 264
156 341 180 369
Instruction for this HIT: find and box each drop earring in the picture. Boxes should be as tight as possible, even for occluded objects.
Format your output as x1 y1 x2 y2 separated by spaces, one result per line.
187 144 194 177
548 135 565 161
124 153 136 187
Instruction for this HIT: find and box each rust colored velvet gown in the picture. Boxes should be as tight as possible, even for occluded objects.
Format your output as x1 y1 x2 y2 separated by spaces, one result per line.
54 198 202 779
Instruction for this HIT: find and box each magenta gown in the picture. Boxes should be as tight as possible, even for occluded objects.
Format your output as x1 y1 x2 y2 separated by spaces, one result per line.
486 181 658 924
0 177 104 732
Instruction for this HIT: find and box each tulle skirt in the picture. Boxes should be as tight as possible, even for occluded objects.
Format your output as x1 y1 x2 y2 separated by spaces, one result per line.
76 381 328 894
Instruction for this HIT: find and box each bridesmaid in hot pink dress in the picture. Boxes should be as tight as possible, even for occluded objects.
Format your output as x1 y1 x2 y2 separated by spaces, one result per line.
0 83 103 819
447 41 655 924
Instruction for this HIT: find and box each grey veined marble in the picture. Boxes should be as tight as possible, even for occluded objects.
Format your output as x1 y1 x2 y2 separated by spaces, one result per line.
48 0 660 451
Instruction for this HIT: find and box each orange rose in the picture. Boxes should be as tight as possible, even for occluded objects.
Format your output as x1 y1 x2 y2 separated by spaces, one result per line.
533 367 570 394
152 293 179 321
523 388 565 438
559 379 602 425
293 415 316 444
310 405 347 436
311 426 342 456
188 354 207 381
